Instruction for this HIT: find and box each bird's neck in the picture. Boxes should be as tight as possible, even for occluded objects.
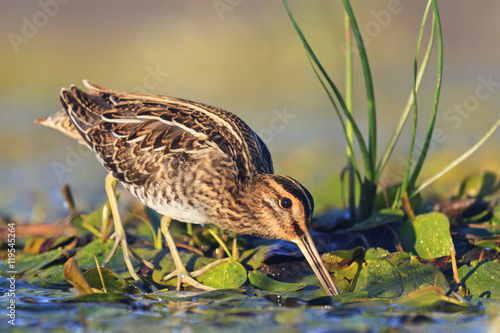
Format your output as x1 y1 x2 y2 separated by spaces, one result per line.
211 179 262 235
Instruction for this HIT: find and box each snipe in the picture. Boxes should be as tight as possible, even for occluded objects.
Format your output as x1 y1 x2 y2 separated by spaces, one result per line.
36 80 339 296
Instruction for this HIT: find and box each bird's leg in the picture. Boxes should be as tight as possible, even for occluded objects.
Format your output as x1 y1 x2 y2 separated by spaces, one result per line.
161 216 233 291
102 174 154 281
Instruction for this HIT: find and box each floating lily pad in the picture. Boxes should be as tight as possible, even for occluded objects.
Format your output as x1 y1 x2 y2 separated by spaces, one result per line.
397 286 468 311
353 254 403 297
151 250 217 287
397 212 453 259
248 270 305 292
84 267 140 294
239 244 280 270
458 260 500 299
202 260 247 289
322 247 365 269
75 239 140 278
322 248 365 293
16 248 67 275
353 250 449 297
386 252 449 293
364 247 390 260
35 264 69 286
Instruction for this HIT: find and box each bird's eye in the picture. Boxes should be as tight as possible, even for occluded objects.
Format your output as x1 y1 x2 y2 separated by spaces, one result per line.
280 197 293 209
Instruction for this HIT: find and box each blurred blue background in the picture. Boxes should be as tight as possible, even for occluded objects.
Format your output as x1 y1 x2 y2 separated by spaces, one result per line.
1 1 499 221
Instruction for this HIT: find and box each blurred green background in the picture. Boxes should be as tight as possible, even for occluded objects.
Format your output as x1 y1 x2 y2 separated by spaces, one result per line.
1 1 499 221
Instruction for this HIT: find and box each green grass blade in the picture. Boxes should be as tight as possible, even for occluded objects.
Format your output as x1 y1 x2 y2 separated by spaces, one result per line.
399 86 418 204
345 12 354 157
342 0 376 180
307 54 360 181
397 0 432 203
375 1 434 180
131 213 160 250
345 12 357 221
410 118 500 197
282 0 369 179
408 0 443 189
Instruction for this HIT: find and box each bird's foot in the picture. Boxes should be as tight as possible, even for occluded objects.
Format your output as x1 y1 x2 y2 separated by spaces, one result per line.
162 258 230 291
103 231 156 281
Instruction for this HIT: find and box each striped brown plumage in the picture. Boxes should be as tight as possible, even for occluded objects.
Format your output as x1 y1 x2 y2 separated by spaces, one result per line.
36 80 339 296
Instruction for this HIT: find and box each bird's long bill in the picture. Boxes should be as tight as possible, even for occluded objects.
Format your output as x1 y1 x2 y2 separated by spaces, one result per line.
294 231 339 297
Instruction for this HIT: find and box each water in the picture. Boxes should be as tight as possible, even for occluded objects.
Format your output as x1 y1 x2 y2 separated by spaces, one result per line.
1 278 495 333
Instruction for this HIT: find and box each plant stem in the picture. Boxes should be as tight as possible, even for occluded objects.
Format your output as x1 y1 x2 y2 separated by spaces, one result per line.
207 228 232 259
282 0 369 180
375 1 435 180
408 0 443 189
357 180 377 221
342 0 377 180
344 10 356 223
398 0 432 205
401 192 416 221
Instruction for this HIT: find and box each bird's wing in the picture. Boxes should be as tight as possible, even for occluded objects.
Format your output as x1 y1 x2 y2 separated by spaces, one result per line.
59 81 273 186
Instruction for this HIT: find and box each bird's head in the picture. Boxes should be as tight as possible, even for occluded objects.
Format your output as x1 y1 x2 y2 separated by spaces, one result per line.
236 173 339 297
242 174 314 242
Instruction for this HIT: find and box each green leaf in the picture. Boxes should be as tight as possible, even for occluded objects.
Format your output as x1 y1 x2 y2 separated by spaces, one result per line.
75 239 140 278
474 240 500 251
322 248 365 293
248 270 305 292
386 252 449 293
151 250 215 287
397 286 468 311
458 260 500 299
238 244 278 270
353 251 449 297
83 267 140 294
16 248 67 275
365 247 391 260
397 212 453 259
35 264 69 286
77 203 107 237
322 247 365 269
202 260 247 289
454 171 500 199
353 256 403 298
